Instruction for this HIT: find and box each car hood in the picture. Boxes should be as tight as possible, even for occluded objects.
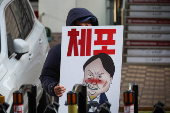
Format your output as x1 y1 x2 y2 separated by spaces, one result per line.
0 55 8 81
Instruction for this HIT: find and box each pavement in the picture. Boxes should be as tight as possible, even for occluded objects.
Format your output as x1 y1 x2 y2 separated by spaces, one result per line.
119 64 170 108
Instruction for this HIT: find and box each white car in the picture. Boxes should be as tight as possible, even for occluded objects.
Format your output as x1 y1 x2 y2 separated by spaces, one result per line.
0 0 50 112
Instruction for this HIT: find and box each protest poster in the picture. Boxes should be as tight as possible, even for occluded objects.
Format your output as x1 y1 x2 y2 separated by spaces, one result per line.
59 26 123 113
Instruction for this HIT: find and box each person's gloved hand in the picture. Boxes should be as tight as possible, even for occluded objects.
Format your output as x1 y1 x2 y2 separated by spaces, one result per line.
54 83 66 97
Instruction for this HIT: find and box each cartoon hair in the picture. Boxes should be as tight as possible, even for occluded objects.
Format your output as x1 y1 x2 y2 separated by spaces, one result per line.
83 53 115 77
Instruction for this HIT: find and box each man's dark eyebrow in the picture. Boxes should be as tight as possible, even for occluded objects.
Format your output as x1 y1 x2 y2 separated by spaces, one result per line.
98 73 104 75
88 70 93 74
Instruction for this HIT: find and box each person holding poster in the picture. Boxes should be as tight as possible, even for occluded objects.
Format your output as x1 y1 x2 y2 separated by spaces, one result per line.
83 53 115 112
39 8 98 102
60 16 123 113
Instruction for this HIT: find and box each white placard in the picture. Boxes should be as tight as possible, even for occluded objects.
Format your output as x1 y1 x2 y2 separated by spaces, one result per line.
127 49 170 55
129 12 170 17
127 18 170 24
128 0 170 3
130 6 170 11
59 26 123 113
127 57 170 63
128 26 170 31
127 34 170 40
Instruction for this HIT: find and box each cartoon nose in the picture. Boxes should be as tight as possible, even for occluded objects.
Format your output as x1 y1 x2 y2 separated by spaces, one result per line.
91 78 97 84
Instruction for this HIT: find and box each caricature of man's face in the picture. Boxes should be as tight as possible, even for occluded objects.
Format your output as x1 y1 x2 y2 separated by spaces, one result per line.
83 58 112 97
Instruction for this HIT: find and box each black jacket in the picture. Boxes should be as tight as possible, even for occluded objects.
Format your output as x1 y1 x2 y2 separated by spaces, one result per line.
39 8 98 102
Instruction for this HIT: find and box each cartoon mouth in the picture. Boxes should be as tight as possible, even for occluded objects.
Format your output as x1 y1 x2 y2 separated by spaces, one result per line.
87 84 98 90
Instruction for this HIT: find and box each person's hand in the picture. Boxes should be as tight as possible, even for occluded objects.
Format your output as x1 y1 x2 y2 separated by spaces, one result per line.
54 83 66 97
